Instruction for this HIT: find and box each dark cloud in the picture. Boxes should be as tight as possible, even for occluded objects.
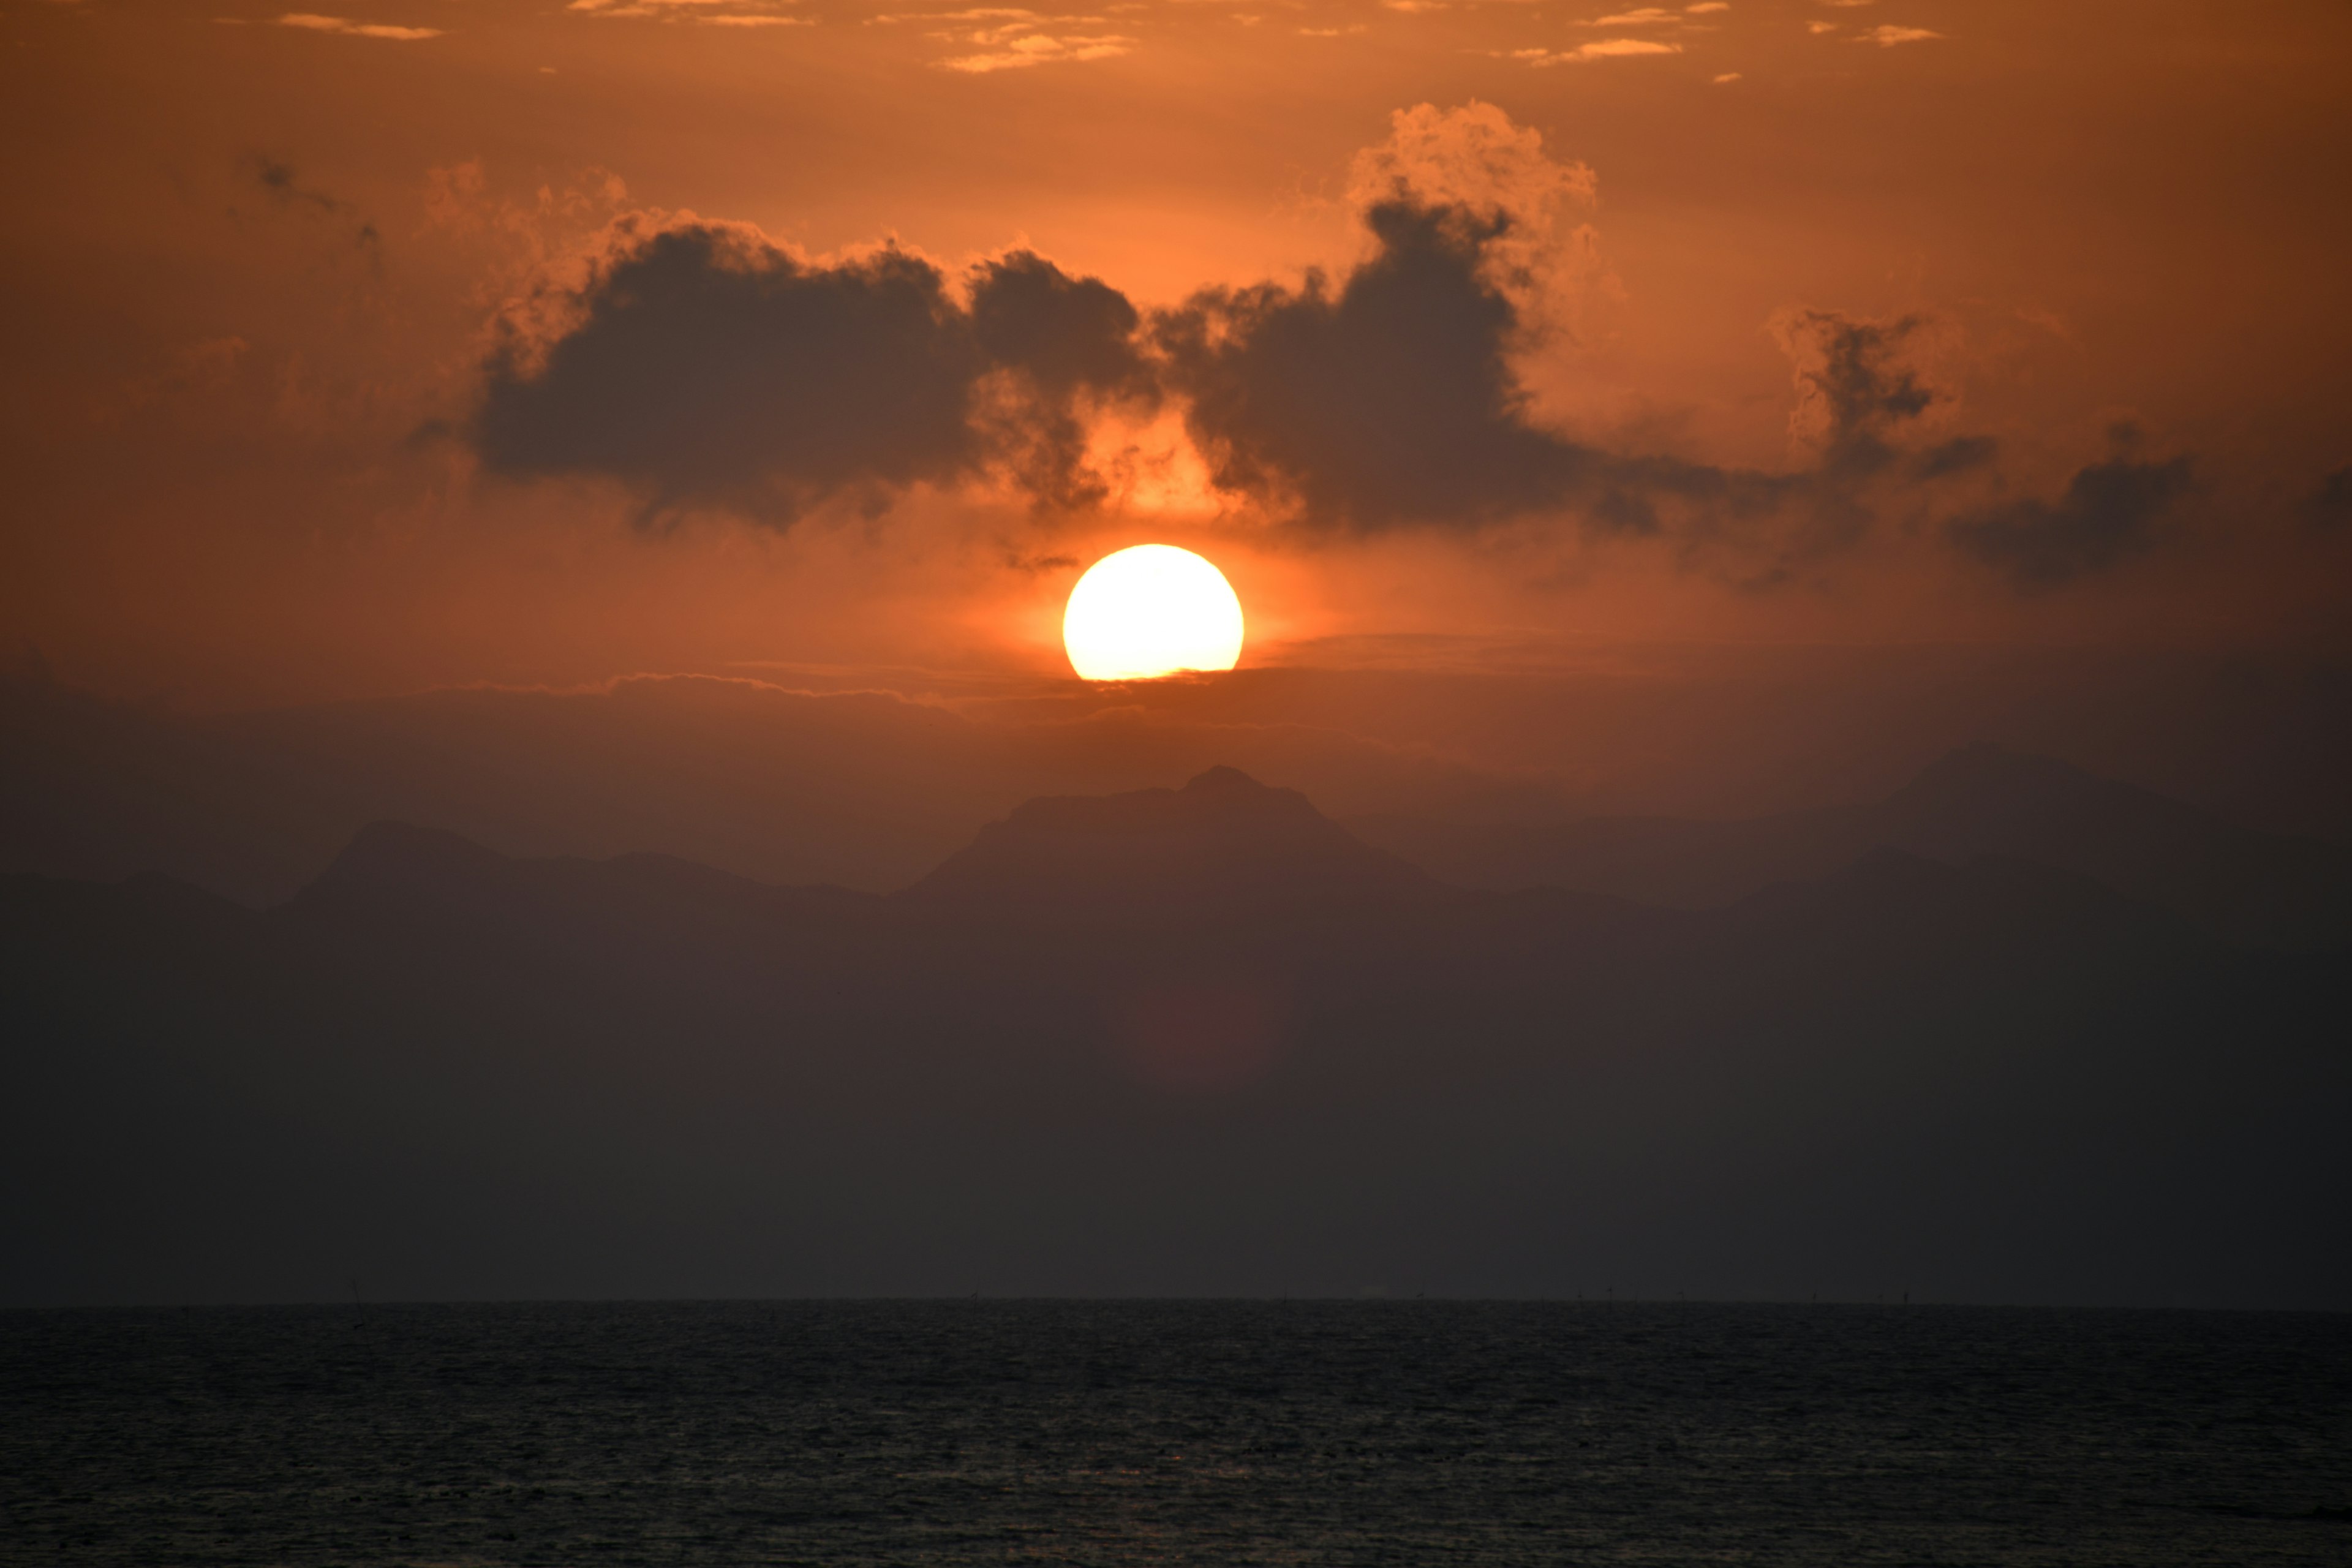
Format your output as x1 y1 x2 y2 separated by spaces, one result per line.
1142 203 1933 574
469 224 1147 522
1914 435 1997 480
458 185 2170 598
968 251 1155 510
1154 201 1600 531
970 251 1151 404
473 225 979 519
1770 308 1944 477
1947 436 2195 588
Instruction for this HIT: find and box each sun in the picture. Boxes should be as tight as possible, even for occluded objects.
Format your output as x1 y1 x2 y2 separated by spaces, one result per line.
1063 545 1245 681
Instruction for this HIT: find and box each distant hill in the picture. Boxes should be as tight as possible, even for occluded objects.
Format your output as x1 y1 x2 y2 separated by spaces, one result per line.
11 658 2352 915
5 767 2343 1308
900 766 1442 921
1353 742 2352 951
0 665 1542 904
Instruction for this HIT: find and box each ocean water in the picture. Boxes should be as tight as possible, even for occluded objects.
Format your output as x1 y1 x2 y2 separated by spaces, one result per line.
4 1302 2348 1566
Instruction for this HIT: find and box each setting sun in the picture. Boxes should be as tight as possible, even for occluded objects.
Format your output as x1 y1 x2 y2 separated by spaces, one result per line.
1062 545 1245 681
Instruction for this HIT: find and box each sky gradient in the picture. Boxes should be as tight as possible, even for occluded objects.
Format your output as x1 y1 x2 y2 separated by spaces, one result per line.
4 0 2348 828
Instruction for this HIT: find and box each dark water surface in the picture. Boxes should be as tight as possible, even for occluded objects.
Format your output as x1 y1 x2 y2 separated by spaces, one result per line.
5 1302 2349 1566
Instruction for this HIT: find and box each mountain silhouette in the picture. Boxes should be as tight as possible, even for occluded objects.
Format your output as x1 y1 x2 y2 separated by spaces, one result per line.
900 765 1442 921
1355 742 2352 950
2 766 2345 1308
7 661 2347 951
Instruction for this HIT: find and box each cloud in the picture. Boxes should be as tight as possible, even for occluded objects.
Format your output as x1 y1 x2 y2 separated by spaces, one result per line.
1913 435 1996 481
880 6 1132 66
935 26 1134 69
1687 2 1729 12
1583 7 1676 23
1517 39 1681 64
1346 100 1597 244
1859 24 1942 46
1155 202 1603 531
274 12 443 38
1145 205 1988 568
1711 70 1740 82
969 249 1156 505
1346 101 1618 358
466 221 1150 522
1806 21 1836 34
1769 307 1952 475
1947 431 2194 587
567 0 810 24
1147 110 1807 552
454 101 2160 597
1147 103 1657 533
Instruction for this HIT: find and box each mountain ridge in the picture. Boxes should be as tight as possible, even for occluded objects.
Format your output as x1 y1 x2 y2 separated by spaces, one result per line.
898 764 1444 921
1353 741 2352 951
2 762 2345 1307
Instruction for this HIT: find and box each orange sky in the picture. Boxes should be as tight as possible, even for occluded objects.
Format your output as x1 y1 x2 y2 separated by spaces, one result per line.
3 0 2349 714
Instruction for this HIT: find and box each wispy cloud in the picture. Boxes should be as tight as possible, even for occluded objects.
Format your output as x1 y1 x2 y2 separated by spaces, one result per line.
568 0 808 23
1858 23 1942 45
870 2 1126 66
938 29 1134 69
1711 69 1740 81
1583 6 1675 23
1515 37 1680 64
1686 2 1728 12
275 12 443 39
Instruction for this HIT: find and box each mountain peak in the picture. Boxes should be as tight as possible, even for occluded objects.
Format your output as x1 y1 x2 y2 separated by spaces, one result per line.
1182 764 1268 797
899 768 1444 919
291 820 518 914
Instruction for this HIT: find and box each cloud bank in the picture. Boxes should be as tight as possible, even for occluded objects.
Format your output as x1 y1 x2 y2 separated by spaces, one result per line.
459 105 2208 591
1948 430 2194 588
469 222 1148 520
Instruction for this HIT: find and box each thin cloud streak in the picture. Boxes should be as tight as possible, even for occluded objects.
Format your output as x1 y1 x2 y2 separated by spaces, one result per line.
274 12 443 38
1860 24 1943 46
937 32 1134 69
1516 38 1681 65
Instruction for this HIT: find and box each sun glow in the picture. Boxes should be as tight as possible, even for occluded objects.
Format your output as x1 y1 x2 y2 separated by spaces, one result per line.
1063 545 1245 680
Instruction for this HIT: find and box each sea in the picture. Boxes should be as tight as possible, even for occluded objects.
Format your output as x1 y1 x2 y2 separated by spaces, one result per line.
4 1301 2348 1566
